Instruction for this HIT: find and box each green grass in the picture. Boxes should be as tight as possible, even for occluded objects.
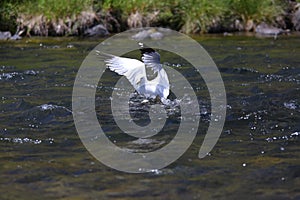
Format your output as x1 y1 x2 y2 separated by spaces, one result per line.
0 0 21 32
0 0 292 35
180 0 228 33
0 0 95 34
18 0 94 20
228 0 284 25
101 0 287 33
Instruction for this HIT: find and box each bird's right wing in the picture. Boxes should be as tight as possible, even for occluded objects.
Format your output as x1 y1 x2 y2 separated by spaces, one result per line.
139 43 162 73
96 51 146 91
141 52 162 73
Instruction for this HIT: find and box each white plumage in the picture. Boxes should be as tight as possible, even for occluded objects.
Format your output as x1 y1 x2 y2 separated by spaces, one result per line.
96 44 169 100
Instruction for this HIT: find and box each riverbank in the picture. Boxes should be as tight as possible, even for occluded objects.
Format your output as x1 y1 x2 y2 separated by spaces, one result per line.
0 0 299 37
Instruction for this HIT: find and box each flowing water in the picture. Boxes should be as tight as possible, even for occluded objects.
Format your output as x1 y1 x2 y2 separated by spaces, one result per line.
0 34 299 199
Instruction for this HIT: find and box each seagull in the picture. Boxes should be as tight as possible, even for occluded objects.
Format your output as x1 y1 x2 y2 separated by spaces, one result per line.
96 43 170 103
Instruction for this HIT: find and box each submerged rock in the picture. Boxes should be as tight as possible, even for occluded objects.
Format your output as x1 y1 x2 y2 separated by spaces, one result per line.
255 22 287 36
84 24 109 37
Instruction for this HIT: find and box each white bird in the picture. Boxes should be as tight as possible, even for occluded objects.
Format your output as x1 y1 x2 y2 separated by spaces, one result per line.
96 43 170 102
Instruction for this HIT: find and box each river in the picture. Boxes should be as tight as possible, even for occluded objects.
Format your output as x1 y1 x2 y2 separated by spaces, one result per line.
0 34 299 199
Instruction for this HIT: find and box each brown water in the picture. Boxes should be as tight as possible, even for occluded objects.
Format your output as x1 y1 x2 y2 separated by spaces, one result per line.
0 34 299 199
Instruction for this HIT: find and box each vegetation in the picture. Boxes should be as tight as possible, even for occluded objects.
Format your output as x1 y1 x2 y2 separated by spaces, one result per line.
0 0 20 32
228 0 285 31
0 0 298 36
180 0 228 33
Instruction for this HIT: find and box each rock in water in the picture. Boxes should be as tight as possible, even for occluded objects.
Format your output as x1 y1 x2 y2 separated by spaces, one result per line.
0 31 11 40
0 27 23 40
10 33 22 40
84 24 109 37
255 23 284 35
149 31 163 40
131 28 164 40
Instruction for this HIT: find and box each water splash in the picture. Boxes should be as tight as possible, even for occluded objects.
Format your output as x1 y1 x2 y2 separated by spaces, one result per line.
0 137 54 145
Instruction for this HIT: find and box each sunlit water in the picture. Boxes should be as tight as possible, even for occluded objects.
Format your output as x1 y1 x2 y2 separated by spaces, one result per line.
0 35 299 199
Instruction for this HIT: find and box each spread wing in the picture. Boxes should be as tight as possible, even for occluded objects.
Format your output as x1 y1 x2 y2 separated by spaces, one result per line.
96 51 146 92
139 43 162 73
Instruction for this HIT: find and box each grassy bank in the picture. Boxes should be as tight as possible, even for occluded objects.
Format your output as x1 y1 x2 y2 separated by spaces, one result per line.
0 0 299 36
